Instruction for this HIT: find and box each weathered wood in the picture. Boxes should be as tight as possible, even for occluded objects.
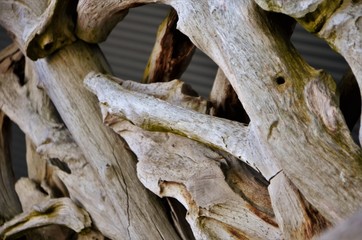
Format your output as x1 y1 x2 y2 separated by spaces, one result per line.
32 41 180 240
143 8 195 83
0 45 108 238
86 71 334 239
255 0 362 155
0 197 91 239
84 72 258 172
76 0 362 224
210 68 250 123
99 118 281 239
76 1 129 43
0 44 24 226
0 43 177 239
1 0 361 239
0 0 76 60
269 172 330 239
15 178 73 240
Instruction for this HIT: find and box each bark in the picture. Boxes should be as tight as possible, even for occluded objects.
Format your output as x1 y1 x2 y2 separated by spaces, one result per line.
143 8 195 83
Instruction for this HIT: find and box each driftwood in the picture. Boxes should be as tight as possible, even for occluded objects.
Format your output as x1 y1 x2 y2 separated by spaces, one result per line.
0 197 91 239
0 0 361 239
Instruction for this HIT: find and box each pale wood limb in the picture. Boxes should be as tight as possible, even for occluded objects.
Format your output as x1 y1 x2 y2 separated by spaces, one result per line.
169 0 362 223
27 51 166 239
0 0 76 60
33 41 180 240
15 178 72 240
143 8 195 83
269 172 330 239
76 1 129 43
84 72 268 174
255 0 362 146
0 45 121 239
107 120 281 239
0 44 109 238
79 0 362 225
86 73 285 239
0 197 91 239
109 75 214 114
0 44 26 225
210 68 330 239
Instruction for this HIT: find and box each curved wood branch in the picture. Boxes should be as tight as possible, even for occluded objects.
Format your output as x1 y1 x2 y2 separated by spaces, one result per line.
76 0 362 225
0 0 76 60
0 197 91 239
33 41 180 240
92 112 281 239
170 0 362 223
84 72 259 172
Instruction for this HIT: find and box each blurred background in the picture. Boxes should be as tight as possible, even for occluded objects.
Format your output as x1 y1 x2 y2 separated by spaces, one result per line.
0 4 349 179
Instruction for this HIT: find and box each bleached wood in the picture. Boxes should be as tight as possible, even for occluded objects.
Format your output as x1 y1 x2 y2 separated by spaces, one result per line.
0 197 91 239
15 178 72 240
1 0 361 239
0 0 76 60
87 71 334 239
269 172 330 239
109 75 214 114
76 0 362 223
84 72 265 173
256 0 362 146
32 41 180 240
0 46 108 238
0 43 178 238
0 44 25 225
100 118 281 239
169 0 362 223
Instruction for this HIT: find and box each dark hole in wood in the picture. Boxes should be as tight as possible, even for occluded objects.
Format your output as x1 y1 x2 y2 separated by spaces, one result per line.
276 76 285 85
43 42 53 51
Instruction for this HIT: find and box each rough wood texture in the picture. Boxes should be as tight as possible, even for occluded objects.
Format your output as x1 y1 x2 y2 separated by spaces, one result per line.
0 0 76 60
255 0 362 149
0 197 91 239
143 8 195 83
76 0 362 224
33 41 180 240
85 72 257 172
0 44 23 226
85 75 281 239
1 0 361 239
85 72 331 239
